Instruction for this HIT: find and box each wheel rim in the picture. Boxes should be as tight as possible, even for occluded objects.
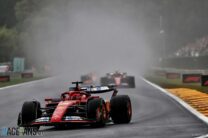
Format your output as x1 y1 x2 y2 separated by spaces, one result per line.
102 105 107 120
96 107 101 121
96 104 107 122
127 101 132 117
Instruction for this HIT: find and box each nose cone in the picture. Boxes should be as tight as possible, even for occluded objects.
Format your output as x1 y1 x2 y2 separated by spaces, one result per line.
114 77 121 86
50 101 76 122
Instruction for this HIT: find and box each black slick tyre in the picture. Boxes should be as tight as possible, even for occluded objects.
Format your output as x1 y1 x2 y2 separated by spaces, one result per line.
126 76 135 88
110 95 132 124
17 112 22 126
20 101 41 129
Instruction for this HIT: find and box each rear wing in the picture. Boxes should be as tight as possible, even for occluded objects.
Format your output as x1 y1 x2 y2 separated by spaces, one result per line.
81 86 114 93
81 86 118 97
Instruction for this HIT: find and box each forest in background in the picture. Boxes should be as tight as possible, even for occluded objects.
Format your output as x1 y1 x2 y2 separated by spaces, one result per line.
0 0 208 65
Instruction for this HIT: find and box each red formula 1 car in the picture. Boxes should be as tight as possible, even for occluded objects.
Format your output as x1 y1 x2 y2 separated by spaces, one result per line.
100 71 135 88
17 82 132 129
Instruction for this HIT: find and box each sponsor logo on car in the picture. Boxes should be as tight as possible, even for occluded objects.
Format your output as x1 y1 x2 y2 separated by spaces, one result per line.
85 86 110 91
64 116 82 121
35 117 50 122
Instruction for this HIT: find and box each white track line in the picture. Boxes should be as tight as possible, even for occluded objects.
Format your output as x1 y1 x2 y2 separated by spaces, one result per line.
0 77 54 90
141 77 208 137
141 77 208 125
195 134 208 138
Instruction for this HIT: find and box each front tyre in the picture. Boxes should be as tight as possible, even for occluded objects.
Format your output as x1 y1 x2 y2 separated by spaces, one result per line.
19 101 41 130
17 112 22 126
110 95 132 124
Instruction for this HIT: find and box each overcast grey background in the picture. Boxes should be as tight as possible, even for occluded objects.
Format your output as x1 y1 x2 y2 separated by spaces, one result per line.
19 0 208 79
21 0 156 78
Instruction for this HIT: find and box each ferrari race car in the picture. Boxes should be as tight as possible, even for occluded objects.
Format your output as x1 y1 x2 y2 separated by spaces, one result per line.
17 82 132 129
81 72 97 85
100 71 135 88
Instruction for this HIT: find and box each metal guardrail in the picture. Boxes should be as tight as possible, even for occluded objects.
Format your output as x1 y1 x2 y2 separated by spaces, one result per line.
151 67 208 75
150 67 208 86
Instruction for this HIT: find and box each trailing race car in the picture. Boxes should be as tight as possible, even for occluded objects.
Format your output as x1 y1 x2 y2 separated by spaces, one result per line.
81 72 97 85
100 71 135 88
17 82 132 129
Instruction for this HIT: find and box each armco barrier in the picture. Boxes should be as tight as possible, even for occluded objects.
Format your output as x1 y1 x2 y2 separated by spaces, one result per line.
0 75 10 82
166 73 181 79
154 70 166 77
21 72 33 78
150 67 208 87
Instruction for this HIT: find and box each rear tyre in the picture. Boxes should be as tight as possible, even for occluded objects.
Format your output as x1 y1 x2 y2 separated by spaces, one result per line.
20 101 41 130
110 95 132 124
126 76 135 88
87 98 107 127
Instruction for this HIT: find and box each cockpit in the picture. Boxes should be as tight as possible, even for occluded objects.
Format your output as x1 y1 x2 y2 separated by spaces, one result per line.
61 91 90 101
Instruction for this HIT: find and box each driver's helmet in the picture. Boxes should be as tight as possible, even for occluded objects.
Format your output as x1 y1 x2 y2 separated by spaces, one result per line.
71 93 86 100
61 93 70 100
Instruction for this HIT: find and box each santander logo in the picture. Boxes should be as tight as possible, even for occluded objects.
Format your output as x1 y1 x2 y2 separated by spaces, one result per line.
184 76 200 82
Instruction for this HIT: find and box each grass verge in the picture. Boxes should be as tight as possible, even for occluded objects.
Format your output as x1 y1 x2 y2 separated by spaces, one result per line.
145 75 208 117
0 76 46 88
145 75 208 93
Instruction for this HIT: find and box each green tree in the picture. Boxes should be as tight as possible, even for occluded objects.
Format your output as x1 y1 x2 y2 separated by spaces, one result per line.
0 0 17 28
0 26 18 62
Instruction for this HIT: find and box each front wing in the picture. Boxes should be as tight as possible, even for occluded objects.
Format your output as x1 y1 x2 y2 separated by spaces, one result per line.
29 116 97 126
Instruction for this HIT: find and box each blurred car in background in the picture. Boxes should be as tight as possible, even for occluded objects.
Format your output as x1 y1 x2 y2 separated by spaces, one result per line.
81 72 97 85
100 71 135 88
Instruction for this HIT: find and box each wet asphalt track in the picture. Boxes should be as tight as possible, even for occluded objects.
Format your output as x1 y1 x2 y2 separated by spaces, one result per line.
0 77 208 138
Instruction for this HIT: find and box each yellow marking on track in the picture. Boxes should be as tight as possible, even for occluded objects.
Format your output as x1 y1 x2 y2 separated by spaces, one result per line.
166 88 208 117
